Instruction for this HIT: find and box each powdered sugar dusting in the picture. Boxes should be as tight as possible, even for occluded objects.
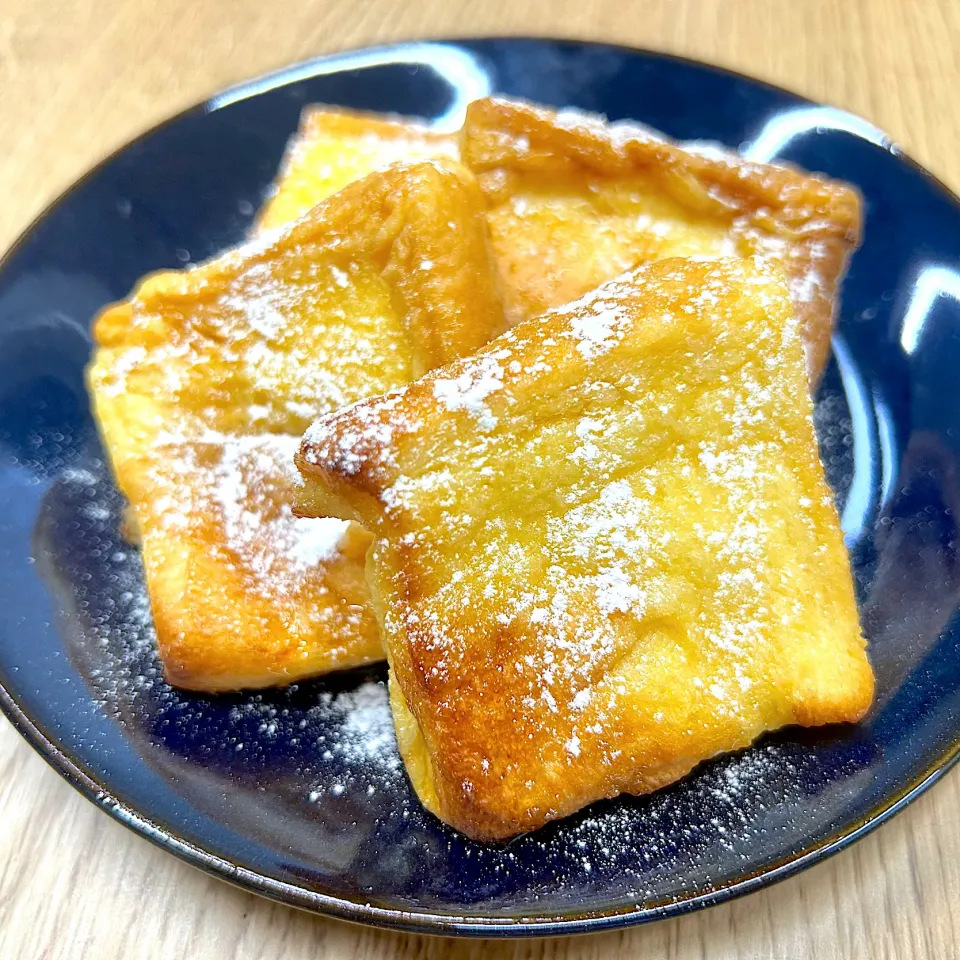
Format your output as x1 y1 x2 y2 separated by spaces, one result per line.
432 356 504 430
151 433 350 595
592 566 647 616
38 462 400 796
305 679 404 801
568 306 626 358
288 516 348 568
302 389 410 477
540 273 642 360
36 386 868 896
300 255 858 834
221 264 288 339
89 198 425 469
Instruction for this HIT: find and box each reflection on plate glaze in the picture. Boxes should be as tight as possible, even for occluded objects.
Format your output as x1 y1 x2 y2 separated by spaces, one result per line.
207 43 493 131
872 387 898 512
899 265 960 355
832 334 877 545
741 105 892 162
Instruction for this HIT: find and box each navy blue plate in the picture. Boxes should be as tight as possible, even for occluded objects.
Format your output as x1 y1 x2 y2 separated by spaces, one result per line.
2 39 960 938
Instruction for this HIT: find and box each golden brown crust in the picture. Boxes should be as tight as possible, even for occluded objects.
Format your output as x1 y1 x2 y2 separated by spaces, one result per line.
88 161 507 691
256 107 458 232
297 257 873 840
460 97 862 384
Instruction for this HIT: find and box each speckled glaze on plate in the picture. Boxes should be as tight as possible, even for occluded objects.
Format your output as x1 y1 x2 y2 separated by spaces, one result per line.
1 38 960 938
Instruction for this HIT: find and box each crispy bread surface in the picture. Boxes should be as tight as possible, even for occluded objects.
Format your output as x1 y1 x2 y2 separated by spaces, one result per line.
257 108 458 232
88 161 506 690
297 256 873 840
461 97 862 382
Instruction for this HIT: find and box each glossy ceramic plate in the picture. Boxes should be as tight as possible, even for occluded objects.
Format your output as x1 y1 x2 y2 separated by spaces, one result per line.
1 38 960 938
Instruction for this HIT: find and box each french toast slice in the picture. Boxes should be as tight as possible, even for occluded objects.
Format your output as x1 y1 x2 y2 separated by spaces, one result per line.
88 161 506 691
257 107 458 232
461 97 862 383
296 256 874 840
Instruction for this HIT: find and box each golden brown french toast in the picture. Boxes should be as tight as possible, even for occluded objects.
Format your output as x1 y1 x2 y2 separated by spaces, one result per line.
296 256 873 840
461 97 862 383
257 107 458 232
88 161 506 691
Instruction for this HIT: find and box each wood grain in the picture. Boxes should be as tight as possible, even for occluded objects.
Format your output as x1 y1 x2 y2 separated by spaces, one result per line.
2 1 959 957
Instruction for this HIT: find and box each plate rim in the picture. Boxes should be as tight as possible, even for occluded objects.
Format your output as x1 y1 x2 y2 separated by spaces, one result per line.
2 35 960 938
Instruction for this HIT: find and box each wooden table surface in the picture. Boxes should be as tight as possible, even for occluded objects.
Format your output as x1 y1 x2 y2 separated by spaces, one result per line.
2 1 959 957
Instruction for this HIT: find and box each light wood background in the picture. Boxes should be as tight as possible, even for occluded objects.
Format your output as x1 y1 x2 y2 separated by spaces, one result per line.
2 1 959 957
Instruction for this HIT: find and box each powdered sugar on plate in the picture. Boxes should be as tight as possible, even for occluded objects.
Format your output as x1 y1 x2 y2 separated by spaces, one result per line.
32 350 870 902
